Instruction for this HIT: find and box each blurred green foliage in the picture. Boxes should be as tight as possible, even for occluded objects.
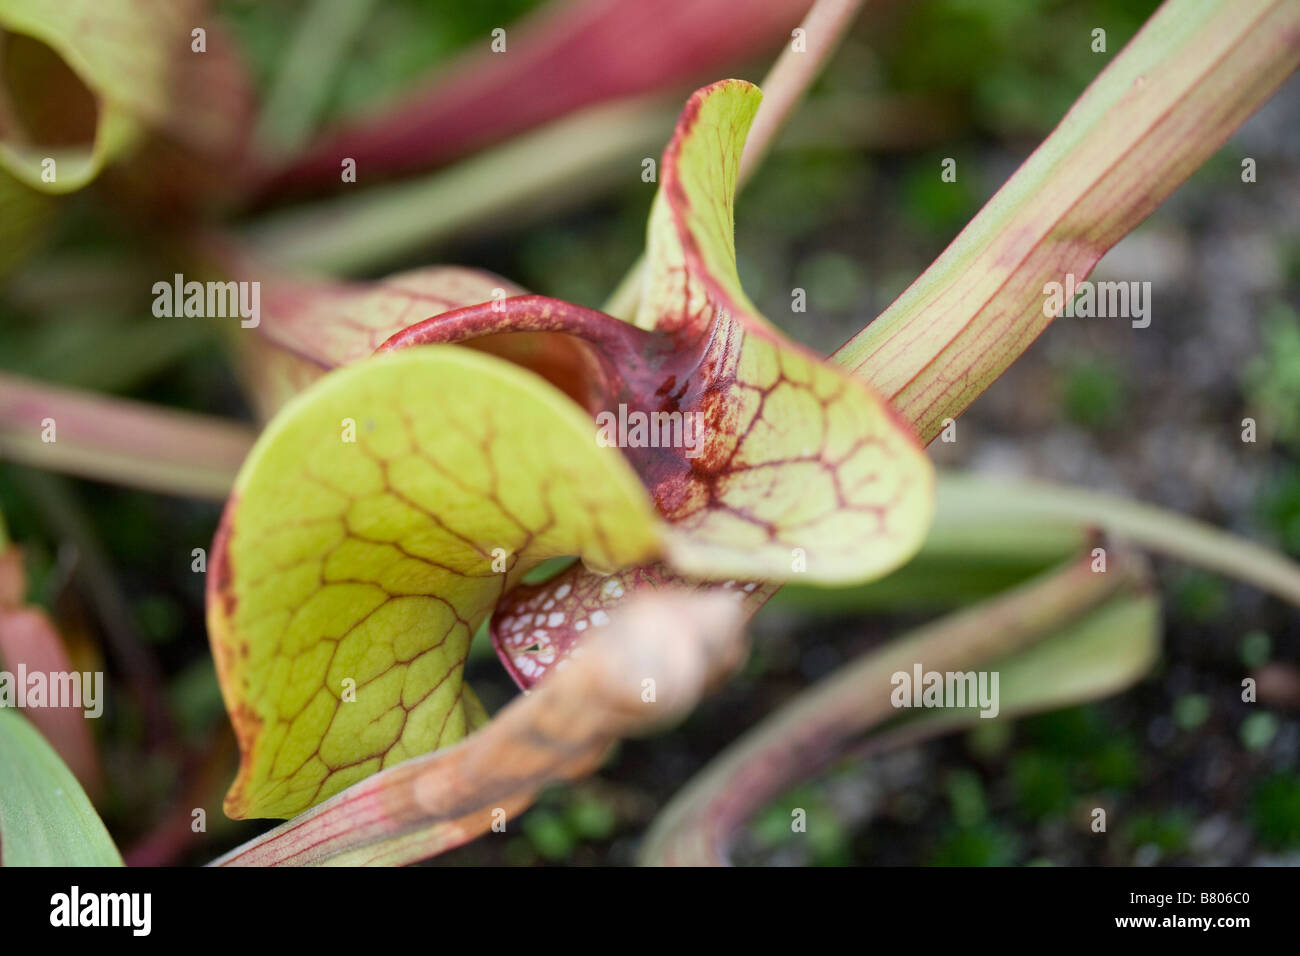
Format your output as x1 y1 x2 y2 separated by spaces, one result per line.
222 0 543 124
1239 712 1279 752
1251 773 1300 850
1061 358 1128 431
881 0 1160 134
507 783 625 864
1173 693 1211 731
750 784 851 866
1010 752 1074 819
1170 570 1231 624
1246 304 1300 450
1124 810 1193 858
1010 706 1141 822
929 822 1021 867
742 151 871 240
1239 630 1272 668
793 250 869 313
899 153 978 234
1258 465 1300 555
945 769 987 828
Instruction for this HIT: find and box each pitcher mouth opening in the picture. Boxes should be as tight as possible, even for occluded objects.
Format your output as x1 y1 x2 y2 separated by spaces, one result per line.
0 29 100 177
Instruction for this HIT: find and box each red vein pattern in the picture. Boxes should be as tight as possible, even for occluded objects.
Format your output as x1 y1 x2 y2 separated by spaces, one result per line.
208 349 659 818
381 81 932 687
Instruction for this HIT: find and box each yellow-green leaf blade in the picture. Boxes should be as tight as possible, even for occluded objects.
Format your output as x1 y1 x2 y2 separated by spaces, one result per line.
637 79 935 584
208 347 661 819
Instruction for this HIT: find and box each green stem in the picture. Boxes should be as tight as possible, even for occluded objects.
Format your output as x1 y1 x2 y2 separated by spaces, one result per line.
937 472 1300 606
835 0 1300 443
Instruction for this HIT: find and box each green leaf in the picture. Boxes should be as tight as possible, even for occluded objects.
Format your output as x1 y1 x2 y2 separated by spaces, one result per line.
213 591 746 865
635 80 934 584
0 708 122 866
627 80 932 584
208 347 662 818
939 592 1160 723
